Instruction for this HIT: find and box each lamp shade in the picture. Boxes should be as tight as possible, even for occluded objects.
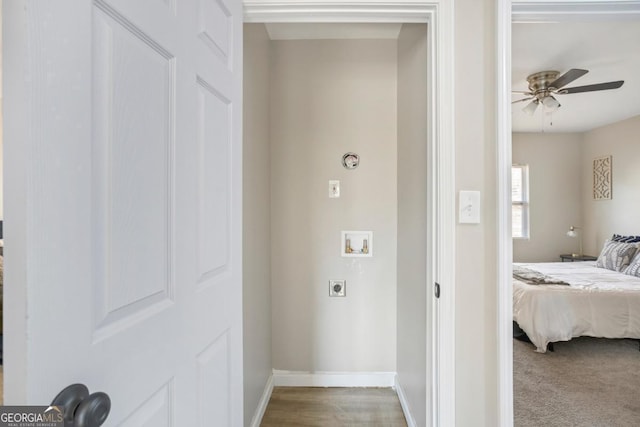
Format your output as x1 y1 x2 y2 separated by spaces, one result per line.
542 95 561 110
522 99 539 115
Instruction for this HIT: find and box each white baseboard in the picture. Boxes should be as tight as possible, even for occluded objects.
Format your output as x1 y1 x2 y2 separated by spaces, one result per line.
272 370 396 387
395 376 417 427
249 373 275 427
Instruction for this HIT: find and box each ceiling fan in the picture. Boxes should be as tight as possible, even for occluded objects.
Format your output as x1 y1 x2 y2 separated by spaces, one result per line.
513 69 624 115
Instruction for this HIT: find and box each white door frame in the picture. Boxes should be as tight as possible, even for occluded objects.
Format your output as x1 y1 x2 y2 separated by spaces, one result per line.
243 1 456 425
497 2 640 426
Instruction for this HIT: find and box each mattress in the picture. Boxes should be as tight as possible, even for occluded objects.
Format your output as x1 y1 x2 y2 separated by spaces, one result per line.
513 261 640 352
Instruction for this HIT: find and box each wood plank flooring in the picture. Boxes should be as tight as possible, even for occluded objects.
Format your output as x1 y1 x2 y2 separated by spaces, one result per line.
260 387 408 427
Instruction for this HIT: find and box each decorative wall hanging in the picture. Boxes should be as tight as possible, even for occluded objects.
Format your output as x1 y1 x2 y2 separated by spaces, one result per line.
342 152 360 170
593 155 612 200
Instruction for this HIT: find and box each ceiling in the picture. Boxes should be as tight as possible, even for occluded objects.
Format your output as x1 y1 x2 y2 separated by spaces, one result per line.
264 21 640 134
512 19 640 133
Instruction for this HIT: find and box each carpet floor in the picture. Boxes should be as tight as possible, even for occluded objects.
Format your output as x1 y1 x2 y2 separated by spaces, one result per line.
514 337 640 426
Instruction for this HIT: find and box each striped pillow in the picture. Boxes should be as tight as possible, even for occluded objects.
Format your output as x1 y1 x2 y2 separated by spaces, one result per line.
624 253 640 277
612 234 640 243
596 240 639 272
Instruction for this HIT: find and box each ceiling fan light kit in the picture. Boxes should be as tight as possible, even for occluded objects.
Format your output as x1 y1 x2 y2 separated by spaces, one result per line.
541 95 560 110
513 68 624 115
522 99 539 115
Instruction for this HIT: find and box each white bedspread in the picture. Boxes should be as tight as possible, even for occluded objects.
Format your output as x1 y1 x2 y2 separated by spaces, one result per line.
513 261 640 352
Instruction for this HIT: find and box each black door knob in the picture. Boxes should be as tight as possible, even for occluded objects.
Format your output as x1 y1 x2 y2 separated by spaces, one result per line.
51 384 111 427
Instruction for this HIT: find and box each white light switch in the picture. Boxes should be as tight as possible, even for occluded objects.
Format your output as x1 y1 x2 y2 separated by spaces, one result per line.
329 180 340 198
459 191 480 224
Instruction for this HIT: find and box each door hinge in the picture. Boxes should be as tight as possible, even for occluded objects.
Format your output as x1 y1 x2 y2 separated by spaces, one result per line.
434 282 440 299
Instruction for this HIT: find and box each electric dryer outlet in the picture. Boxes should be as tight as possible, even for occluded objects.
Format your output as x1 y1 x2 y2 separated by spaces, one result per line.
329 280 346 297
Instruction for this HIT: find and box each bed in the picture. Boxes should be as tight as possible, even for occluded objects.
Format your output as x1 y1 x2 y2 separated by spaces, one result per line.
513 237 640 353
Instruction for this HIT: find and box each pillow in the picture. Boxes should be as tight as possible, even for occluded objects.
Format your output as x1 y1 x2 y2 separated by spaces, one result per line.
596 240 639 272
624 253 640 277
612 234 640 243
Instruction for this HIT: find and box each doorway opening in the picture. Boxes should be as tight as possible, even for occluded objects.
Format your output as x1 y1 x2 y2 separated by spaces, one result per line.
498 1 640 425
243 21 429 426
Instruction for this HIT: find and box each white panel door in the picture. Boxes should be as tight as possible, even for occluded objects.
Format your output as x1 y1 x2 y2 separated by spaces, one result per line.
3 0 243 425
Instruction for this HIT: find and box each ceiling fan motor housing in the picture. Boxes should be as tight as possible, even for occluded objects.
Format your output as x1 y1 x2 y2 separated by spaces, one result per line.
526 70 561 96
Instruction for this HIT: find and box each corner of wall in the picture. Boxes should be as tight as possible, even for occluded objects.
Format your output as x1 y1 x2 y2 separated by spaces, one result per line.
581 115 640 254
395 375 418 427
248 372 274 427
243 22 273 427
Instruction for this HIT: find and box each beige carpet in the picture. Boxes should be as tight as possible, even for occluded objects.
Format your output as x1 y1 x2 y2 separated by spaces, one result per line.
514 337 640 426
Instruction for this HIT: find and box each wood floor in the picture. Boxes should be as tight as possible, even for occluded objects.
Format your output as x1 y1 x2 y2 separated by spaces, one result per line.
260 387 408 427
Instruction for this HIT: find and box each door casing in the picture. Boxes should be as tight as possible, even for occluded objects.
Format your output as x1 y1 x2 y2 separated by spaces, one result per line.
244 1 456 426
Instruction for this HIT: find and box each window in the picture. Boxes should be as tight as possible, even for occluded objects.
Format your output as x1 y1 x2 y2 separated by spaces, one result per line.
512 165 529 239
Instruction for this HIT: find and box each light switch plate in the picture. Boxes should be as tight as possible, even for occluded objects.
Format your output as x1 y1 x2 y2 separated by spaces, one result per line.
459 191 481 224
329 180 340 198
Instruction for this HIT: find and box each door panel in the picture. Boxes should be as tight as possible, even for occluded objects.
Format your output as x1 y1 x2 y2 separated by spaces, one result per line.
197 0 233 64
196 331 231 426
118 382 173 427
4 0 243 425
197 79 231 283
93 4 175 337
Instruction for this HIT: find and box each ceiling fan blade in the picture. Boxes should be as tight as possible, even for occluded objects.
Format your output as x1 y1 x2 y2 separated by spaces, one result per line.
560 80 624 94
512 90 533 94
522 99 539 115
512 97 534 104
549 69 588 89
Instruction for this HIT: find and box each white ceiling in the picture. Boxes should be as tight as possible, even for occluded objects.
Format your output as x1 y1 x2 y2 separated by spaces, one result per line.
512 19 640 133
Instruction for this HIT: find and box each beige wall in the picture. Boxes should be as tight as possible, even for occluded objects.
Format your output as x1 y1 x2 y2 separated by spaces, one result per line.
455 0 498 424
396 23 429 427
582 115 640 255
243 24 272 426
512 133 583 262
270 39 398 372
513 115 640 262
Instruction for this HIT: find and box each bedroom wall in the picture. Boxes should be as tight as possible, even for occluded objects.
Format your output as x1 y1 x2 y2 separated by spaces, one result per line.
582 114 640 255
396 23 429 427
512 133 583 262
513 115 640 262
243 23 272 426
270 39 398 372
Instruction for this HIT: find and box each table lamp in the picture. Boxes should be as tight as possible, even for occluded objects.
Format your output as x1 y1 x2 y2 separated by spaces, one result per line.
567 226 583 257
